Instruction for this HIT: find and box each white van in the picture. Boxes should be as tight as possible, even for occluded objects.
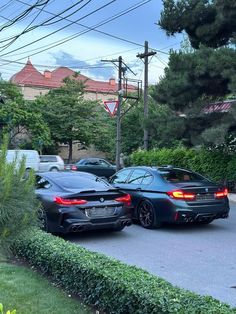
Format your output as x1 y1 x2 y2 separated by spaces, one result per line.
6 150 40 172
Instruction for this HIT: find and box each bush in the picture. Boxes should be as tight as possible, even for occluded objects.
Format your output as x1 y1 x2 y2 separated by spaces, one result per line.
0 303 16 314
12 229 236 314
0 135 39 253
129 148 235 182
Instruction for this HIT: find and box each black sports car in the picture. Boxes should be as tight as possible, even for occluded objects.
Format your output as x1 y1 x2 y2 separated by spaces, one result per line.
109 166 230 229
35 171 132 234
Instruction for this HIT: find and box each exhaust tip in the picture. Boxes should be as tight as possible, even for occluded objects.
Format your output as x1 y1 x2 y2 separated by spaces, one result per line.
71 225 85 232
123 220 132 227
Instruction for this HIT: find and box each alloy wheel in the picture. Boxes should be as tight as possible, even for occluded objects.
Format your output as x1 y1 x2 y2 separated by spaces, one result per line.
138 200 159 229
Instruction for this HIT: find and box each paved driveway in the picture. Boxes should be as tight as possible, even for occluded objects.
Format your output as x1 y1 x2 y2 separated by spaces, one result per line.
65 201 236 307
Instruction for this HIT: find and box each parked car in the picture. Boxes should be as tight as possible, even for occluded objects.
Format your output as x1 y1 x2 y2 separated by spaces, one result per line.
39 155 64 172
6 149 40 172
65 157 116 179
35 171 132 234
109 165 230 229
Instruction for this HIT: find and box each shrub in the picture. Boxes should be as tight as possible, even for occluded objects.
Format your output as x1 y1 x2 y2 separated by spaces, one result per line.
0 303 16 314
0 135 39 253
129 148 235 182
12 229 236 314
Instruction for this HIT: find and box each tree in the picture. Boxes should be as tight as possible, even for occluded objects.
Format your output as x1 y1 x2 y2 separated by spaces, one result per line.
121 96 186 154
154 47 236 112
159 0 236 49
0 135 39 253
153 47 236 148
0 81 51 150
35 77 104 162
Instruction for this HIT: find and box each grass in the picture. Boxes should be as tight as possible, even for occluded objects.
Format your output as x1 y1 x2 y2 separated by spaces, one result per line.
0 261 92 314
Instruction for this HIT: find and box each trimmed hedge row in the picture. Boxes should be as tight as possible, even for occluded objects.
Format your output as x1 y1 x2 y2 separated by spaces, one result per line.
12 229 236 314
129 148 235 182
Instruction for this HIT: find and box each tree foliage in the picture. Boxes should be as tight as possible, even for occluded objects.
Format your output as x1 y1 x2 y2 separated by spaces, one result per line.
154 47 236 112
0 135 39 253
159 0 236 48
152 46 236 148
0 81 51 150
34 77 108 161
120 96 186 154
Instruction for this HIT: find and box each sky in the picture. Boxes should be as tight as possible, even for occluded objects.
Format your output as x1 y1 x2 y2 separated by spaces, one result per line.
0 0 182 84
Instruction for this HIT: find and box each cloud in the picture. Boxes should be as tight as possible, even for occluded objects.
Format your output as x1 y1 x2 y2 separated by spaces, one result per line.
50 50 116 81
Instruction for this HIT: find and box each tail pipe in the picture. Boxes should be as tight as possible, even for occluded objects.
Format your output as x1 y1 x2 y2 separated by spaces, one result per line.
71 225 85 232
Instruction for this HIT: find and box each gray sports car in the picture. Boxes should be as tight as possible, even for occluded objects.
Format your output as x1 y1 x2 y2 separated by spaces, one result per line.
109 166 230 229
35 171 132 233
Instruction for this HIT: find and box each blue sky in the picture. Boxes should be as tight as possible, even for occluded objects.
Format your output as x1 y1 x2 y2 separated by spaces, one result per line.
0 0 182 84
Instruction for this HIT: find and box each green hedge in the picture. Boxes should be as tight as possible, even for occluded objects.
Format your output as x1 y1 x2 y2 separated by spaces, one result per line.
129 148 236 182
12 229 236 314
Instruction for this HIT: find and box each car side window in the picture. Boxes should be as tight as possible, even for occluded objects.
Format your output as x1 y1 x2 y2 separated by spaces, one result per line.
142 172 153 185
99 160 110 167
35 176 51 189
127 169 146 184
85 160 99 166
111 169 131 184
40 156 57 162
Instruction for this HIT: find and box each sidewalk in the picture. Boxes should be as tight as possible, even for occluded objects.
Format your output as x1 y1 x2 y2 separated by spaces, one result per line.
228 193 236 202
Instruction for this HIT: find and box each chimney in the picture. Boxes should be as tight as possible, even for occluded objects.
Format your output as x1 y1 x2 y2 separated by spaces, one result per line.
44 70 51 79
109 78 116 86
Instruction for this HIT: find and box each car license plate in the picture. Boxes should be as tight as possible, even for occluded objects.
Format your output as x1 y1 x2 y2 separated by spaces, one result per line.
86 207 117 217
196 193 214 201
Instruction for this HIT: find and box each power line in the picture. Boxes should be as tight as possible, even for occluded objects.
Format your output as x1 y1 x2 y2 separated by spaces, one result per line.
0 0 51 53
0 0 86 45
0 0 116 58
2 0 164 62
0 0 51 32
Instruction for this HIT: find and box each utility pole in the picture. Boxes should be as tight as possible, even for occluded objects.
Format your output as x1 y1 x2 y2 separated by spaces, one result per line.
101 56 124 171
116 56 123 171
137 41 156 150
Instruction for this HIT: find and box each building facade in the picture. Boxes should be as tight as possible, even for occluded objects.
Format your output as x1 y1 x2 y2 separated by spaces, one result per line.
10 59 120 102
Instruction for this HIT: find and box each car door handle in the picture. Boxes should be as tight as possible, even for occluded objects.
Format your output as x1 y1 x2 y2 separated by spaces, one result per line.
136 188 142 191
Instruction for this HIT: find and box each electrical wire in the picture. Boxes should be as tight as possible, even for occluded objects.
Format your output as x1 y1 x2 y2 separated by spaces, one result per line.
0 0 116 58
0 0 164 69
0 0 51 52
0 0 88 46
0 0 51 32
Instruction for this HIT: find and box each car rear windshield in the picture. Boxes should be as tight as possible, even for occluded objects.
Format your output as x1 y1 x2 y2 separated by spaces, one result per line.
158 168 208 183
53 175 112 191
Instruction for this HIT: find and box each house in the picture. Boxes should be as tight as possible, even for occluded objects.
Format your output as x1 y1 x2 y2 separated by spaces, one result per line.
10 58 124 102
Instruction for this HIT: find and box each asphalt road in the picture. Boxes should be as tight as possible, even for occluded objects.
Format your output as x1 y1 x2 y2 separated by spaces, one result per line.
64 201 236 308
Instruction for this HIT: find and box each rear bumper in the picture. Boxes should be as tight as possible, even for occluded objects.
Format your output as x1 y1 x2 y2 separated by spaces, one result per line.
174 210 229 223
61 216 132 233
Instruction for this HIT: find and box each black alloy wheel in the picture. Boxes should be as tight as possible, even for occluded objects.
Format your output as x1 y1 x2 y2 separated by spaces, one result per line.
138 200 161 229
38 206 48 231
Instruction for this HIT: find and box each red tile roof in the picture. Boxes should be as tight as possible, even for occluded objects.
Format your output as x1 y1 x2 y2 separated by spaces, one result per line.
10 59 124 94
204 100 236 114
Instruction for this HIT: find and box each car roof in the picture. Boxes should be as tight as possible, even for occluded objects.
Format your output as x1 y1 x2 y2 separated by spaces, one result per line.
119 166 194 173
37 171 96 179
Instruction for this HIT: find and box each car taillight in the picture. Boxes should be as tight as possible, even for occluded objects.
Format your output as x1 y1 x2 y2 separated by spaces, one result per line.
115 194 131 206
71 165 77 171
215 188 228 199
167 190 196 201
54 196 87 205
